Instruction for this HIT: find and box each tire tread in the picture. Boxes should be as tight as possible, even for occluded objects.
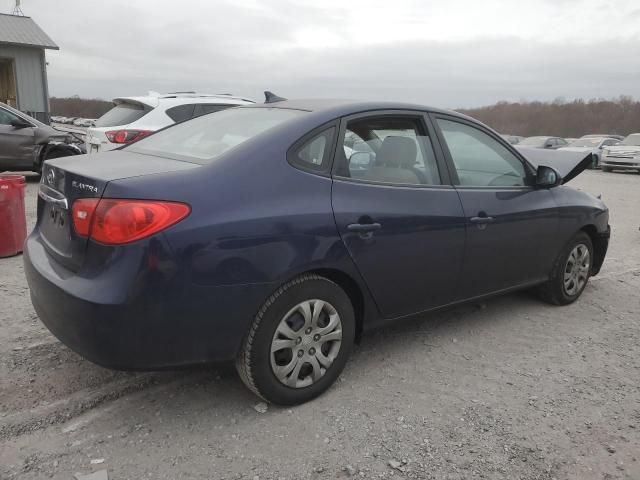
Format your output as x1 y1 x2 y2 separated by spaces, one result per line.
235 273 330 401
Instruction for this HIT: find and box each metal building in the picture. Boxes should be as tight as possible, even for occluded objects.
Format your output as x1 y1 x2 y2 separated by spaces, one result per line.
0 13 58 122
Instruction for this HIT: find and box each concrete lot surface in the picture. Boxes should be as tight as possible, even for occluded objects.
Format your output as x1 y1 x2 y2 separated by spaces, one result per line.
1 171 639 479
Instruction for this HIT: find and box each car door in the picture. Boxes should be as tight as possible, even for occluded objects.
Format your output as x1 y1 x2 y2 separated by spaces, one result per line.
0 107 35 169
431 114 559 299
331 111 466 319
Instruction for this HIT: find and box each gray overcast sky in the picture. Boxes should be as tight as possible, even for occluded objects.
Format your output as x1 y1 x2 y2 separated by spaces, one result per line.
3 0 640 108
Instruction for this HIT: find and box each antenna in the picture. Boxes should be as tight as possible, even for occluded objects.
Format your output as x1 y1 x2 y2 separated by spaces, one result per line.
12 0 25 16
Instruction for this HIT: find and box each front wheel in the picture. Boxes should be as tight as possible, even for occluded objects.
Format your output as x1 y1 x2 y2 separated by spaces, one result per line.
236 274 355 405
538 232 593 305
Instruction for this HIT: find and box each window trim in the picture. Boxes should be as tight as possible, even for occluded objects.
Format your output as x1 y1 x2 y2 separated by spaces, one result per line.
429 113 537 190
330 109 453 189
286 120 339 177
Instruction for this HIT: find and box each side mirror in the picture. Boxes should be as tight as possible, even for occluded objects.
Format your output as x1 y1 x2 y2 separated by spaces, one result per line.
10 118 32 129
536 165 562 188
544 142 553 149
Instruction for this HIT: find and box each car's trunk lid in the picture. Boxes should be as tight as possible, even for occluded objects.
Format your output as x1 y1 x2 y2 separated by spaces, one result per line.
38 151 199 271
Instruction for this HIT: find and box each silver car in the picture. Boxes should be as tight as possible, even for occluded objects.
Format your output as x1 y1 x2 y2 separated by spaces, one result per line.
601 133 640 173
559 136 620 169
0 102 83 173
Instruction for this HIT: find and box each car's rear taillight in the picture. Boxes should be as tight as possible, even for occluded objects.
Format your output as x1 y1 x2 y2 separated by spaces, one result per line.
105 129 153 144
72 198 190 245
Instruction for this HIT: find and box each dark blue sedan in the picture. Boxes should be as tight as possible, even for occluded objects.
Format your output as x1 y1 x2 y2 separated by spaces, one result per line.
25 96 610 405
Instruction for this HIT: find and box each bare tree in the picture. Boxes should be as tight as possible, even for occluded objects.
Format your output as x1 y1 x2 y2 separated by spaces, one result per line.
458 97 639 137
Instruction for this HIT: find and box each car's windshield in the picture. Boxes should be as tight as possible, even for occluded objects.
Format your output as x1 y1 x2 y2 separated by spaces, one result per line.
127 107 307 162
621 133 640 146
519 136 547 147
568 138 601 147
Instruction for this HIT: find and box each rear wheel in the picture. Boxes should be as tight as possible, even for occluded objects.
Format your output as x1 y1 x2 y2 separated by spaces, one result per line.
538 232 593 305
236 274 355 405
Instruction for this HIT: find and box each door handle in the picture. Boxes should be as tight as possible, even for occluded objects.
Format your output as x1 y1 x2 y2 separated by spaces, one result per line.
347 222 382 232
470 216 494 224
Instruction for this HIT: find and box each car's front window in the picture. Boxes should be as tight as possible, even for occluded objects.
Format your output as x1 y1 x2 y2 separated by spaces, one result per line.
438 118 528 187
0 107 20 126
128 107 307 163
621 134 640 146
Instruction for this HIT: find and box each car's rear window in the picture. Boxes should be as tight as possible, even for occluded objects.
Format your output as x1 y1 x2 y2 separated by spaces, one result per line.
127 107 307 162
95 102 150 127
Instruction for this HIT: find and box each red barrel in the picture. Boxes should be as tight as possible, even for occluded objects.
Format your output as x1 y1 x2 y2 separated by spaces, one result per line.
0 175 27 257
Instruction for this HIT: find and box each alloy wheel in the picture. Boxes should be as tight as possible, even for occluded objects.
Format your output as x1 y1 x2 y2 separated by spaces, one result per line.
563 243 590 296
270 299 342 388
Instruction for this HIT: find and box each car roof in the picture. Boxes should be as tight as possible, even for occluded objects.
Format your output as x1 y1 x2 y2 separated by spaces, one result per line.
243 98 477 123
113 93 255 109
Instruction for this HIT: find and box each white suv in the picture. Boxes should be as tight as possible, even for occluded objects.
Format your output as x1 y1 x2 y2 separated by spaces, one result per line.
85 92 254 154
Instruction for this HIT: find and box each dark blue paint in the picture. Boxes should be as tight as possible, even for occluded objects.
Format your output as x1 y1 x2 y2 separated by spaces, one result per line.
24 100 610 370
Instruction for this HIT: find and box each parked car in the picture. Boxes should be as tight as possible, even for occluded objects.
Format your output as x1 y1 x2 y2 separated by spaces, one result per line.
581 134 625 141
559 136 620 168
500 134 524 145
600 133 640 172
25 96 610 405
519 136 568 149
85 92 254 154
0 102 84 173
564 138 578 144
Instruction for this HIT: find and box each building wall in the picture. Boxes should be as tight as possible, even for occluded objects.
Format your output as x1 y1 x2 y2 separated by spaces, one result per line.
0 44 47 119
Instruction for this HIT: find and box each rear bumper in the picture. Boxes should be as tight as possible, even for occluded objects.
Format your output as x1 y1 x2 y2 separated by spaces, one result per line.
24 234 275 370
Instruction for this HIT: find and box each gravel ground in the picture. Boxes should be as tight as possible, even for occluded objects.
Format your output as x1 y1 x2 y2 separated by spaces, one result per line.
1 170 639 480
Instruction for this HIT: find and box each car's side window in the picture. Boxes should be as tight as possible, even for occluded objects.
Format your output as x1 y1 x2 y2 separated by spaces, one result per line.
193 104 233 118
336 116 441 186
166 104 195 123
0 108 19 126
437 119 528 187
289 127 336 171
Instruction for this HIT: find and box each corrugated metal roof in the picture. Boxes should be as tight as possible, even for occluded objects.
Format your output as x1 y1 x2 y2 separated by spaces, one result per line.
0 13 58 50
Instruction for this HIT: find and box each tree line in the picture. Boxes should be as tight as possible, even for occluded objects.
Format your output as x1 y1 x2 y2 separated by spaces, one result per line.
50 95 640 138
458 96 639 137
50 96 113 119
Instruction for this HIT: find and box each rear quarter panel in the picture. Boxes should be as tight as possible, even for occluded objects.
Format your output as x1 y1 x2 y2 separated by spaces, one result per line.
103 129 380 348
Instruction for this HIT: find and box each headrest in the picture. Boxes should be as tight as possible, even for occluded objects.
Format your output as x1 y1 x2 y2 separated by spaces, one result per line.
376 136 417 168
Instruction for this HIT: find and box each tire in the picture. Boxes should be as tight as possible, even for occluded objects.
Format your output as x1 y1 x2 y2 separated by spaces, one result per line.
538 232 593 305
601 166 611 172
236 274 355 405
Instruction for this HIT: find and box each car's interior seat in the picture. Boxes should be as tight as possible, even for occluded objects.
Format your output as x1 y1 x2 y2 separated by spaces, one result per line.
362 136 426 184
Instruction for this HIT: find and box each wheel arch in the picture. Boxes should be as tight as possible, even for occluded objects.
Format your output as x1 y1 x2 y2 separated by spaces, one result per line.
307 268 366 340
580 224 608 276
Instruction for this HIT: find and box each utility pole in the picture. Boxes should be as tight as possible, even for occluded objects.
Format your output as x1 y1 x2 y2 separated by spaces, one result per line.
12 0 25 16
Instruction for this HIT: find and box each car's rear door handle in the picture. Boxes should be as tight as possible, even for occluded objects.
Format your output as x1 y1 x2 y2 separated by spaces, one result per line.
347 222 382 232
470 216 494 224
